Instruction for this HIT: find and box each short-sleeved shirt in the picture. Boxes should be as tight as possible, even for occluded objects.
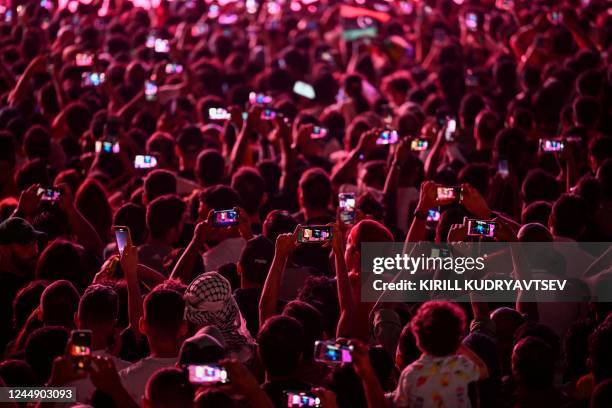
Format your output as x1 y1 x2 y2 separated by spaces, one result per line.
390 354 480 408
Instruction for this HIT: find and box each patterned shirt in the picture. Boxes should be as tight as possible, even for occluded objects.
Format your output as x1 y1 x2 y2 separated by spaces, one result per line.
390 354 480 408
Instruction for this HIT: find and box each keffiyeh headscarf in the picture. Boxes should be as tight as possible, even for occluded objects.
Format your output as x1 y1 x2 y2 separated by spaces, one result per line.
184 272 254 352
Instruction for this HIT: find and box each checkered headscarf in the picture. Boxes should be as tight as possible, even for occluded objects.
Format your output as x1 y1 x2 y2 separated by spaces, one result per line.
184 272 253 351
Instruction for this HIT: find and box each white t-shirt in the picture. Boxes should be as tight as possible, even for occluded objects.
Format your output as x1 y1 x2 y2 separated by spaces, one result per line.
389 354 480 408
119 356 178 406
203 237 246 272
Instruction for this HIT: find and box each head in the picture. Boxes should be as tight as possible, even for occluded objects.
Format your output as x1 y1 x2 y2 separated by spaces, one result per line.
257 315 304 378
75 178 113 241
25 326 69 384
0 217 42 275
521 200 552 225
411 301 466 357
143 367 194 408
231 167 266 217
238 236 275 287
549 194 588 239
346 220 393 273
589 136 612 173
143 170 177 205
521 169 561 207
40 280 79 328
589 323 612 383
396 322 420 370
176 126 204 170
140 288 187 353
262 210 298 243
36 239 87 290
512 336 556 392
113 203 147 246
195 149 225 187
146 195 186 245
76 284 119 346
282 300 323 361
298 168 332 213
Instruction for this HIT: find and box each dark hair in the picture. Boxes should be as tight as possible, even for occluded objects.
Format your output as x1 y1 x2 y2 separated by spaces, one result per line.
512 336 555 391
589 323 612 383
25 326 69 384
263 210 298 243
12 280 47 332
590 136 612 167
282 300 323 360
196 149 225 187
113 203 147 245
0 359 36 388
75 178 113 241
199 185 242 211
231 167 266 215
144 170 177 204
36 239 88 291
23 125 51 160
299 168 332 211
521 200 552 225
143 288 186 340
411 301 465 356
257 315 304 376
41 280 79 328
146 195 186 241
550 194 588 239
78 284 119 327
147 132 176 166
397 323 420 369
522 169 561 205
145 367 194 407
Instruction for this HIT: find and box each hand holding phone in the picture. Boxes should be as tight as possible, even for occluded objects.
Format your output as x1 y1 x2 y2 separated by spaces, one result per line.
95 139 120 154
70 330 92 371
376 130 399 145
314 340 353 364
539 139 564 153
213 209 239 227
145 80 158 102
285 391 322 408
411 138 429 151
134 155 158 170
311 126 328 139
209 107 232 121
466 219 496 237
114 226 131 255
444 118 457 142
297 226 332 244
436 186 462 203
38 187 62 202
187 364 230 384
339 193 356 225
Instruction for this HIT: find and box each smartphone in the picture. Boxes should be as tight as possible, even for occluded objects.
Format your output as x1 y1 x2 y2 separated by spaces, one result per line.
427 208 441 223
297 226 332 244
285 391 321 408
114 225 131 255
145 80 158 102
187 364 229 384
40 0 53 10
411 138 429 152
260 109 278 120
539 139 564 153
75 53 93 67
339 193 356 225
376 130 399 145
134 155 158 169
467 219 496 237
191 22 208 37
549 10 561 25
465 12 478 32
81 72 105 87
208 107 231 121
444 118 457 142
219 13 238 25
165 63 183 74
311 126 328 139
293 81 316 100
38 187 61 202
213 209 239 227
70 330 92 371
154 38 170 53
497 159 509 178
95 140 120 154
437 186 461 202
314 340 353 364
249 92 273 106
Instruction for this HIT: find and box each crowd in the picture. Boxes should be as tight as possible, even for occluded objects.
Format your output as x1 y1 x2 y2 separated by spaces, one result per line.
0 0 611 406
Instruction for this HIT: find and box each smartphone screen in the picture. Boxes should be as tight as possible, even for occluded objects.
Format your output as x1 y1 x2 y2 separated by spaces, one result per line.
249 92 273 106
339 193 356 225
444 118 457 142
314 340 353 364
213 209 239 227
260 109 277 120
311 126 328 139
95 140 120 154
145 80 158 102
297 226 332 244
467 219 496 237
465 12 478 31
165 63 183 74
38 187 61 202
75 53 93 67
187 364 229 384
285 391 322 408
437 186 461 202
293 81 316 100
71 330 92 371
539 139 564 153
376 130 399 145
134 155 158 170
208 107 231 121
411 138 429 151
114 226 131 255
81 72 105 87
498 159 509 177
154 38 170 53
427 208 441 223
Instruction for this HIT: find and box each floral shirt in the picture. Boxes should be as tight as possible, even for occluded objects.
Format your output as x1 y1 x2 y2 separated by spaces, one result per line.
389 354 480 408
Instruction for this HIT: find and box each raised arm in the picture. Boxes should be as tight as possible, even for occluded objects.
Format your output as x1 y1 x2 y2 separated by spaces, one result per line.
331 129 379 187
229 105 262 175
332 223 358 338
120 244 143 342
405 181 437 244
350 340 389 408
170 215 211 284
259 231 296 326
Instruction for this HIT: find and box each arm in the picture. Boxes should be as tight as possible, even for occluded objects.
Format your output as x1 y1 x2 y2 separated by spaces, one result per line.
136 263 166 289
405 181 437 244
229 106 261 176
331 129 379 187
351 340 389 408
170 218 210 284
8 55 47 107
120 244 143 342
424 128 446 179
221 359 274 408
259 232 296 326
56 183 104 257
89 356 139 408
332 223 358 338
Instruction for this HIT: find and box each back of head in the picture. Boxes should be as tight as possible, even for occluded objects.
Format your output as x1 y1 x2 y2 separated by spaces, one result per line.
550 194 588 239
78 284 118 329
522 169 561 205
298 168 332 211
257 315 304 377
196 149 225 187
589 322 612 383
41 280 80 328
521 201 552 225
146 194 186 241
113 203 147 245
143 288 186 342
144 367 194 408
348 219 393 250
231 167 266 215
25 326 69 384
263 210 298 243
144 170 177 204
200 185 242 212
239 235 275 285
597 159 612 200
411 301 465 356
396 323 420 370
518 223 553 242
512 336 555 391
283 300 323 360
